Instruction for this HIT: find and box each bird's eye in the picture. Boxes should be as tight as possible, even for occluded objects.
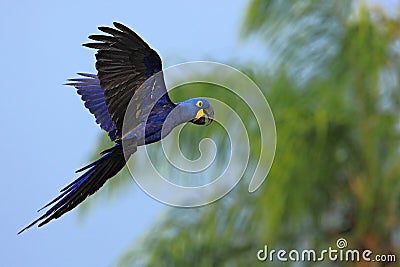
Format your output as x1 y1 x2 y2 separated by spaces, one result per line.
196 100 203 107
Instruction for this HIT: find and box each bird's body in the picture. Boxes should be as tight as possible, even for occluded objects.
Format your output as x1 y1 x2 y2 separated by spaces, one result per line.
18 22 214 234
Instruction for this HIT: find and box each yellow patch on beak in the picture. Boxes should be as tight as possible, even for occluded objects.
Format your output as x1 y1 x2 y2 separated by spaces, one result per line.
193 109 204 122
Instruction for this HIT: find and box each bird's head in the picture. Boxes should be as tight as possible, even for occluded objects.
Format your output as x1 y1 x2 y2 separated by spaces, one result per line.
178 98 214 126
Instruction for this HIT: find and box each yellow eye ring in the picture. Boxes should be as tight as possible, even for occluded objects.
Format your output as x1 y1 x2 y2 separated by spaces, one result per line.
196 100 203 107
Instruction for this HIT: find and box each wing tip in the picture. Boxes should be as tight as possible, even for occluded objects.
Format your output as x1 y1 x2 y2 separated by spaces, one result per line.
112 21 138 37
64 73 98 86
77 72 97 78
112 21 123 28
82 42 95 49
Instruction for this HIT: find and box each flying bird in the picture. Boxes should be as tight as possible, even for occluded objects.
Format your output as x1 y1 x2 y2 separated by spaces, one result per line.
18 22 214 234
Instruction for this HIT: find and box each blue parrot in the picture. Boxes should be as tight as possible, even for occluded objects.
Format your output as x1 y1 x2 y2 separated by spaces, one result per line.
18 22 214 234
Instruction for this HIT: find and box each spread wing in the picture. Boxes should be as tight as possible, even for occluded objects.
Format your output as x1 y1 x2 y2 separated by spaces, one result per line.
66 73 117 141
83 22 175 141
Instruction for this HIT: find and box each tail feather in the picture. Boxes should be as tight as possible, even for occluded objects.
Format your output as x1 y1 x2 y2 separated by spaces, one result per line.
38 168 96 212
72 145 119 175
18 144 126 235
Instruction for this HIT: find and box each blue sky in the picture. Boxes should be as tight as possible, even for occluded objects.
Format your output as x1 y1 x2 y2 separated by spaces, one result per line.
1 1 394 266
0 1 256 266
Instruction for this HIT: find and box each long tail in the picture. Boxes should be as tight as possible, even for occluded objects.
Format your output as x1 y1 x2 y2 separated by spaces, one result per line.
18 144 126 234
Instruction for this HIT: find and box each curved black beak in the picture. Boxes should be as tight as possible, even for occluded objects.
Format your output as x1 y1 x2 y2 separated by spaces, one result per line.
204 106 214 126
191 106 214 126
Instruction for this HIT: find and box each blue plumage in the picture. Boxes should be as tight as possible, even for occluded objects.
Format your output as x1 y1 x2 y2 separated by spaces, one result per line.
18 22 214 234
66 73 117 140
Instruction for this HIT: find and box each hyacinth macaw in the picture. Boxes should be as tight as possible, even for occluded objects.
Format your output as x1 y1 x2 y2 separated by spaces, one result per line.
18 22 214 234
